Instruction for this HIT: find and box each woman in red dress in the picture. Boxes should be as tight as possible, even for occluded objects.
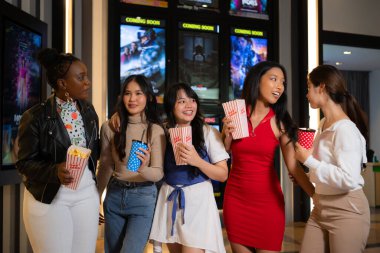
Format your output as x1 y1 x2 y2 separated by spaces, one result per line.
222 61 315 253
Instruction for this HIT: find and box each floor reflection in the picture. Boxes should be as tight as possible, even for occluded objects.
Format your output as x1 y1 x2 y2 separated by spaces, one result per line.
96 207 380 253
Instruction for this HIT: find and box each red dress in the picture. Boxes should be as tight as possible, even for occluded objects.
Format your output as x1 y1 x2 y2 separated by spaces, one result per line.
223 108 285 251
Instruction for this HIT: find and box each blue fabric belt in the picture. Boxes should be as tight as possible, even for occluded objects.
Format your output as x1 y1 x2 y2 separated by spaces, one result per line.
167 185 186 236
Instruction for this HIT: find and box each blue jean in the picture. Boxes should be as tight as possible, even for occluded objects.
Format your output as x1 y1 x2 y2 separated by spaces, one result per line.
104 180 157 253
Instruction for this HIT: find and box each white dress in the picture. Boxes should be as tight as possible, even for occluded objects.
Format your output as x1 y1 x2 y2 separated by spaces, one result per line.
149 125 229 253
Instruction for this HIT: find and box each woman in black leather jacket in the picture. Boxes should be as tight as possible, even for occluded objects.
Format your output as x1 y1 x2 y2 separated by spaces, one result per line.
16 48 100 253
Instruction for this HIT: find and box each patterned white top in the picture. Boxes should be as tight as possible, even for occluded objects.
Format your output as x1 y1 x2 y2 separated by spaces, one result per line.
56 97 86 147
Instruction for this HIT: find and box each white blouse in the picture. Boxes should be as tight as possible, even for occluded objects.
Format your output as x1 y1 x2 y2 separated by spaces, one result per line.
202 124 230 164
304 118 367 195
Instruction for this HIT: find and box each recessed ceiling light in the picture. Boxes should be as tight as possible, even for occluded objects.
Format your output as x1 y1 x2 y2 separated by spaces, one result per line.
336 62 343 65
343 51 351 55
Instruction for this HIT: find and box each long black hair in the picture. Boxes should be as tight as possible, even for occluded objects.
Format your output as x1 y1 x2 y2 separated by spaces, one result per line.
37 48 79 90
308 65 368 141
164 83 205 153
241 61 298 142
114 75 162 161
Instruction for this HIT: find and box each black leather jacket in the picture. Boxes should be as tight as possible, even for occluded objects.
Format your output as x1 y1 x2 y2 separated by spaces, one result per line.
16 95 100 204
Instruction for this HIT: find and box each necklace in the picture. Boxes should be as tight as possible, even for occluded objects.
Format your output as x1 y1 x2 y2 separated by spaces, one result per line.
249 109 271 137
56 97 77 113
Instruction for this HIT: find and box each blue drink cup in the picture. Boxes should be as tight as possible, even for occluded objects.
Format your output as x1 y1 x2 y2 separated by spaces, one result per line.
127 140 148 172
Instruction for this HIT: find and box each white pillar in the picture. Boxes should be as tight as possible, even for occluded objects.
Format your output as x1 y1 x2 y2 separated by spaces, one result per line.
92 0 108 125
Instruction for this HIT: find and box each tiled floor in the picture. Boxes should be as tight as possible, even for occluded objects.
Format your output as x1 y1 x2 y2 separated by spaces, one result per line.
96 207 380 253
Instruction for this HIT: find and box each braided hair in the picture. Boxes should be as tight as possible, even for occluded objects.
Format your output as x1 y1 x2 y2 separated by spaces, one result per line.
37 48 79 89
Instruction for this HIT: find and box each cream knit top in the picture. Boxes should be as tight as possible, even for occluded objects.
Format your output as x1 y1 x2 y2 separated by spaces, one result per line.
96 114 166 195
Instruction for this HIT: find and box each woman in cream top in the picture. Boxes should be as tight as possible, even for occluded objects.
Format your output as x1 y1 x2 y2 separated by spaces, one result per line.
97 75 165 253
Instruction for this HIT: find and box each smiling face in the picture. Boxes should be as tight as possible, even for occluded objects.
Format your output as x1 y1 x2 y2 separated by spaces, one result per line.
123 80 147 116
61 61 91 100
258 67 285 105
173 89 197 126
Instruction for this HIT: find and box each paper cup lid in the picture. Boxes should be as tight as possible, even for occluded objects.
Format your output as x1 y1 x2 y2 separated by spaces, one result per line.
298 128 316 132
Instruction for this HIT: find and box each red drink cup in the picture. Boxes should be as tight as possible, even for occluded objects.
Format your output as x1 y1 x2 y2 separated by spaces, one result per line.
298 128 316 149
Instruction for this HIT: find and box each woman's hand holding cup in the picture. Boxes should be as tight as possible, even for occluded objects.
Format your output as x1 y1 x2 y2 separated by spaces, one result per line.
137 144 151 171
294 142 313 164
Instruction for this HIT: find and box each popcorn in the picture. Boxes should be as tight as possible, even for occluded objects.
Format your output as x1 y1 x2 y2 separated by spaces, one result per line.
65 145 91 190
168 126 192 165
222 99 249 139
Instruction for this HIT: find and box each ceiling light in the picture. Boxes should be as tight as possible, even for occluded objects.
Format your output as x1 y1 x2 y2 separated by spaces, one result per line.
343 51 351 55
336 62 343 65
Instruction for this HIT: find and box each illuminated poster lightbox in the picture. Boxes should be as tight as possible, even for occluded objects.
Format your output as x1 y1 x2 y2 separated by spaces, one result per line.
178 22 219 101
120 16 166 102
120 0 168 8
2 19 42 166
230 27 267 99
230 0 269 20
178 0 219 12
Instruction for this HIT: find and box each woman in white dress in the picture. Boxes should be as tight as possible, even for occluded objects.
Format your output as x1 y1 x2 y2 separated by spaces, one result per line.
149 83 229 253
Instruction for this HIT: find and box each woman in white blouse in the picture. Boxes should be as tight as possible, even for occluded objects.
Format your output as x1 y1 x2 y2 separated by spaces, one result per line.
295 65 370 253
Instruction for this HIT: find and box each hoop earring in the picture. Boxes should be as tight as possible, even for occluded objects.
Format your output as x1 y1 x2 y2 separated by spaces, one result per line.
65 91 73 103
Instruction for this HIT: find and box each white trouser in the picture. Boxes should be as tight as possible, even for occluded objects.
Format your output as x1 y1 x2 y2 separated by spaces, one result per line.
23 182 99 253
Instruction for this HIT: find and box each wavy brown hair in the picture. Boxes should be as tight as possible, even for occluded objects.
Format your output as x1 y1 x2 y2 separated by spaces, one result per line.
308 65 368 141
114 75 162 161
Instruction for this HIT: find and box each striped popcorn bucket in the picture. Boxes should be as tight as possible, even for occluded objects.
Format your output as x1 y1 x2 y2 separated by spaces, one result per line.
168 126 192 165
222 99 249 140
65 145 91 190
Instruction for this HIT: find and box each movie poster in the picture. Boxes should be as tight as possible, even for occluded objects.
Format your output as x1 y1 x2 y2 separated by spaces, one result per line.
178 0 219 8
120 23 166 101
230 0 269 19
2 20 42 165
120 0 168 8
178 30 219 100
230 35 267 98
